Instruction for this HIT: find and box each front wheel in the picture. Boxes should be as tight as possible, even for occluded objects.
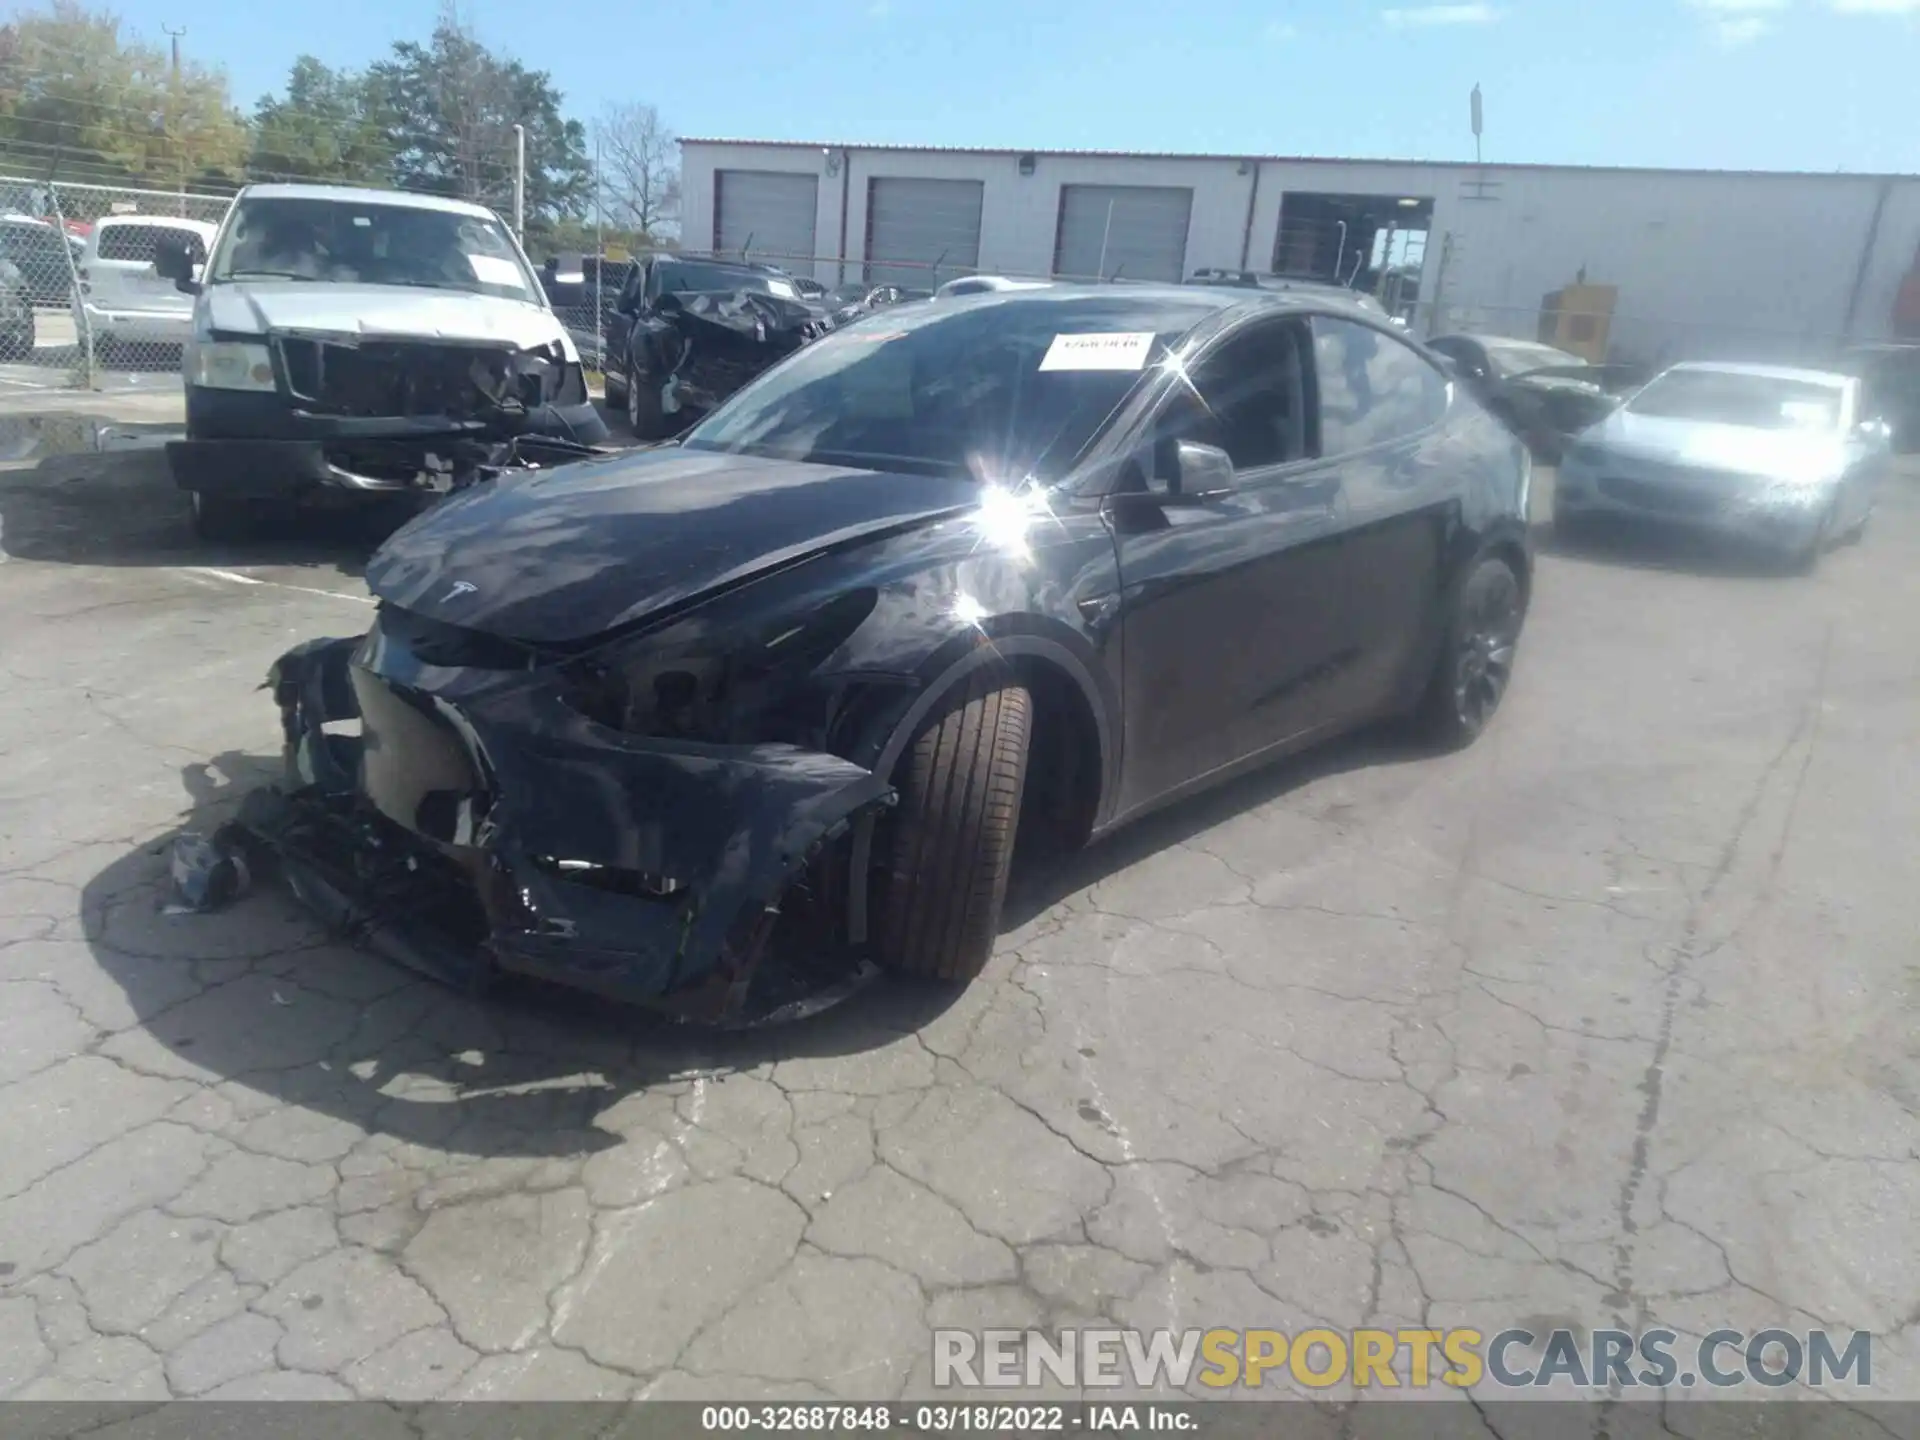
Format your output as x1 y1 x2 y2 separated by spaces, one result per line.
873 674 1032 982
625 368 665 439
0 309 33 359
1416 554 1526 750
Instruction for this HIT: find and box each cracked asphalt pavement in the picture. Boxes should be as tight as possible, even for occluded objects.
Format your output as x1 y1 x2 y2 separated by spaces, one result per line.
3 442 1919 1408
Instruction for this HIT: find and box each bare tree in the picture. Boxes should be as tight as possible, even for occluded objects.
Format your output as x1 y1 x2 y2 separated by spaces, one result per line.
597 101 679 241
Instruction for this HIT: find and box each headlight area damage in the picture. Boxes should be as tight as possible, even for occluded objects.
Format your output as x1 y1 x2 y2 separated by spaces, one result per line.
230 627 897 1024
172 332 611 522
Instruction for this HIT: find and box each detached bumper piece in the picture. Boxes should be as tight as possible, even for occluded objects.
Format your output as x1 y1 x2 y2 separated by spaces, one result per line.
239 631 896 1023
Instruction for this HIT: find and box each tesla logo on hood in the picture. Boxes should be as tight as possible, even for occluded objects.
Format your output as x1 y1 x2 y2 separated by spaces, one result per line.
440 581 478 602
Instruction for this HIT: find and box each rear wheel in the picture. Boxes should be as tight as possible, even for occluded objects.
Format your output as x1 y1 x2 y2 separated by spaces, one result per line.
1416 554 1525 750
873 674 1032 982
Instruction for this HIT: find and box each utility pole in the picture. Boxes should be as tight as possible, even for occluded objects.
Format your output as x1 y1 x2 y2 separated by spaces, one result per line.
164 26 187 209
593 134 604 364
512 124 526 241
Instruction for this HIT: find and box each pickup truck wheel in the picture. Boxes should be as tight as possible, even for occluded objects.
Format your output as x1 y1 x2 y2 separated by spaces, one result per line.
0 309 32 359
626 372 665 439
873 673 1032 983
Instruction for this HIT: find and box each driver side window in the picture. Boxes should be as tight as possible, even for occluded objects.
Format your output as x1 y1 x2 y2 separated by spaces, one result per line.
1150 320 1310 487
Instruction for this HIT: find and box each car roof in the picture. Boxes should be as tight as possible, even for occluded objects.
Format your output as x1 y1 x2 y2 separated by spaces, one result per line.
1663 360 1849 387
237 183 500 220
933 282 1396 335
1440 333 1576 350
92 214 217 234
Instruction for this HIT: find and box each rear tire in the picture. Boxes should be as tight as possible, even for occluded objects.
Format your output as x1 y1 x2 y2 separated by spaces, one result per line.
1415 554 1526 751
874 674 1032 982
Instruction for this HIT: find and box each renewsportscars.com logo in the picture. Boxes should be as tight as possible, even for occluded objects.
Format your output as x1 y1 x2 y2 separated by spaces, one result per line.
933 1327 1873 1391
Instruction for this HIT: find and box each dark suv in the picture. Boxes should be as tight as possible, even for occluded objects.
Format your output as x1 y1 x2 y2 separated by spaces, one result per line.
603 255 831 438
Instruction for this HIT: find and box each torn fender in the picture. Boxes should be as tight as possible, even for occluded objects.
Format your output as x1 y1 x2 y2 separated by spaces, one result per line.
250 632 895 1018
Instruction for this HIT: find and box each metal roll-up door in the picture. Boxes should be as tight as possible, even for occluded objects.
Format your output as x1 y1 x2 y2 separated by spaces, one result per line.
864 177 984 288
1052 184 1193 282
714 170 819 265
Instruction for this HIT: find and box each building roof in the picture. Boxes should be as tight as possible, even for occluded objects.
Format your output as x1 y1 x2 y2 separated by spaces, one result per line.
678 137 1919 184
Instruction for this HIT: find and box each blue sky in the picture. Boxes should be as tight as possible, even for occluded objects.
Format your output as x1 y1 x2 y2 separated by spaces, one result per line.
111 0 1918 173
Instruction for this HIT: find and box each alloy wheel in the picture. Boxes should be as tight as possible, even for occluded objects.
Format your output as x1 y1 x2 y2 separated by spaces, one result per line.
1452 564 1522 734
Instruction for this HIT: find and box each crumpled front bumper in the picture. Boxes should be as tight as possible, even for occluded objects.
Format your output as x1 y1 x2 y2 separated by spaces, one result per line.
240 627 895 1020
173 383 609 499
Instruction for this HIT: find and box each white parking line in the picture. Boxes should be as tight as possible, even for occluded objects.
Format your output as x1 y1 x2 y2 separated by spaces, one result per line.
179 565 376 605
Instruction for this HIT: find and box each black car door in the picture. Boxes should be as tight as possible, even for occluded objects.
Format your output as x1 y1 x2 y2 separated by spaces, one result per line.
606 264 647 377
1105 315 1355 817
1308 315 1457 716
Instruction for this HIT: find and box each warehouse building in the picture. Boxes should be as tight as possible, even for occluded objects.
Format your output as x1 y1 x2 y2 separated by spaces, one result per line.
678 138 1920 367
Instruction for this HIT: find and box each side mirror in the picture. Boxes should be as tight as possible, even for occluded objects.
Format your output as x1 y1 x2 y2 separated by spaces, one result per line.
1171 440 1235 501
153 237 199 294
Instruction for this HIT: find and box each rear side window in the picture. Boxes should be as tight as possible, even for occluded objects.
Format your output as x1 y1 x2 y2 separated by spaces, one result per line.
1312 316 1449 456
97 225 206 265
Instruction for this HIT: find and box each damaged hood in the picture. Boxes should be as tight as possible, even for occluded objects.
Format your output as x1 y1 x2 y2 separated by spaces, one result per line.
364 446 982 646
203 281 567 350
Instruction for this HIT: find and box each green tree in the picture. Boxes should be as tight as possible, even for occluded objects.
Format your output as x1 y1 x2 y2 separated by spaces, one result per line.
364 11 590 228
0 2 246 187
248 56 392 186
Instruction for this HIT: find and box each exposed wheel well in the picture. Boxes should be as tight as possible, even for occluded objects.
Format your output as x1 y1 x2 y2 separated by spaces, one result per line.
1006 655 1102 860
1483 536 1533 614
834 655 1103 853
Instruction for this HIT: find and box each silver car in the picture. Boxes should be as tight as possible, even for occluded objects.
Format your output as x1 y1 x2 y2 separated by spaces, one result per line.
1553 361 1890 570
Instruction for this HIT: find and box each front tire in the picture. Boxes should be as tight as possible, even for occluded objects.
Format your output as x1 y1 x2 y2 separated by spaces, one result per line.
0 308 33 359
626 368 664 439
874 674 1032 982
1416 554 1526 751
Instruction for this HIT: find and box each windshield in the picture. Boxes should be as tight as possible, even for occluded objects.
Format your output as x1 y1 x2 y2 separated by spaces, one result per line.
681 292 1221 481
654 258 796 299
1485 340 1586 378
1626 369 1844 431
208 196 538 302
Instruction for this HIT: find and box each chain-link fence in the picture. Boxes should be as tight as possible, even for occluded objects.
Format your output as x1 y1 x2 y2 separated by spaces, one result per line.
0 175 234 388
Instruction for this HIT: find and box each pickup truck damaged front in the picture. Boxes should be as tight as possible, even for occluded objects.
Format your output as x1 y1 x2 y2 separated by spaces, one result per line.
241 628 896 1020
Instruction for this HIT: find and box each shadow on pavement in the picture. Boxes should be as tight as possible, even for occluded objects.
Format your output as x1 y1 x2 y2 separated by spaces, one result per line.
0 445 406 572
1002 723 1433 931
79 753 969 1162
78 720 1411 1158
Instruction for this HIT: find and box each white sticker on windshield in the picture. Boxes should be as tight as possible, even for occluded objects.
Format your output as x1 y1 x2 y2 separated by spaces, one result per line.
465 253 523 286
1039 332 1155 372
